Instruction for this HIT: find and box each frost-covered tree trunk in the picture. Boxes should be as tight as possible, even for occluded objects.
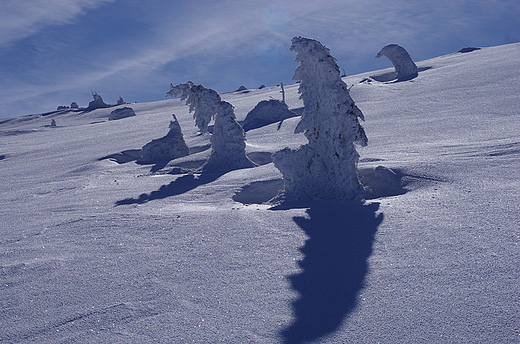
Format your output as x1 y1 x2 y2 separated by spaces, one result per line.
201 101 255 173
375 44 418 80
272 37 367 202
167 82 254 173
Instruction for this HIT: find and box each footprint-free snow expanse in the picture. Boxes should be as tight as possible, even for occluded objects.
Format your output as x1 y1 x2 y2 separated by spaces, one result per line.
1 43 519 343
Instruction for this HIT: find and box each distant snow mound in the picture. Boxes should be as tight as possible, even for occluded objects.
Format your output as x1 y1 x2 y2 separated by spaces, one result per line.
233 179 284 204
139 115 189 163
376 44 418 81
242 99 297 131
358 166 406 199
108 107 136 121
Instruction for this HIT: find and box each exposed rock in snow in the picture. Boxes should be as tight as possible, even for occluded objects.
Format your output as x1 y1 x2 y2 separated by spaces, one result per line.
87 92 109 111
375 44 418 80
201 101 255 173
272 36 367 202
139 114 189 163
242 99 297 131
108 107 136 121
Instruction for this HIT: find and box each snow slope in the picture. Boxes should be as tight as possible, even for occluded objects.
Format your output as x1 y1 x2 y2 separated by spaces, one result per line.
1 43 519 343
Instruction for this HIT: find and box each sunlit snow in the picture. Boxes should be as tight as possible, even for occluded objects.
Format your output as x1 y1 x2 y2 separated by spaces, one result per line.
0 43 518 343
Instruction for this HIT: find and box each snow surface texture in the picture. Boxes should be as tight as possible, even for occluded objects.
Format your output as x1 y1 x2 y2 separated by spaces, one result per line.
0 43 519 343
242 99 297 132
375 44 419 81
139 114 189 163
273 37 368 202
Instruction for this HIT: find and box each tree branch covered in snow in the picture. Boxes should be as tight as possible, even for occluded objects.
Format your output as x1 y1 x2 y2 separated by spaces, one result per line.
167 82 220 134
272 37 367 202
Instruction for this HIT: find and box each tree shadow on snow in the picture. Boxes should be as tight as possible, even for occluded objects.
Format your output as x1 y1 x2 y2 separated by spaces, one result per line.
272 201 383 344
115 172 224 206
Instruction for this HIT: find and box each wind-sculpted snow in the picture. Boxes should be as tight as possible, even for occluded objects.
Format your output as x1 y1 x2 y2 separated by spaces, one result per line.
242 99 297 131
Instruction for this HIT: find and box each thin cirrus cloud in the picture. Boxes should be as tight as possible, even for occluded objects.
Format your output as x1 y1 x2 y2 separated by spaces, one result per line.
0 0 518 118
0 0 114 46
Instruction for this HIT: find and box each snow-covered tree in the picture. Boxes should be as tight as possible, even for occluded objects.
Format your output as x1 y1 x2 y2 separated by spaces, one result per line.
87 92 109 111
167 82 254 173
201 101 255 173
139 114 189 163
272 36 367 202
167 82 219 134
375 44 418 80
117 96 126 105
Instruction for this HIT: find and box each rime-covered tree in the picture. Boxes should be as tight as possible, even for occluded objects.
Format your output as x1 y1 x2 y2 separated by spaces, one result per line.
167 82 219 134
167 82 254 173
201 101 255 173
272 37 367 202
375 44 418 80
139 114 189 163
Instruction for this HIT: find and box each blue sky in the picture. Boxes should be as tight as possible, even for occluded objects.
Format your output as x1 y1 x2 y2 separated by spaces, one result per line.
1 0 519 119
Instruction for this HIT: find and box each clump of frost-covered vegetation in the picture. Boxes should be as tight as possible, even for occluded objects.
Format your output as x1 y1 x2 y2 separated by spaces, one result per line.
375 44 418 80
167 82 255 173
272 36 367 202
139 114 189 163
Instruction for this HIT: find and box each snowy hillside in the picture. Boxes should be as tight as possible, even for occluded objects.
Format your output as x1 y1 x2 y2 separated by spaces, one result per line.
1 42 519 343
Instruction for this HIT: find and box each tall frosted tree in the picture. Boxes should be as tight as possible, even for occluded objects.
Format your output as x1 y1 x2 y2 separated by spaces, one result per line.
167 82 254 173
272 37 367 202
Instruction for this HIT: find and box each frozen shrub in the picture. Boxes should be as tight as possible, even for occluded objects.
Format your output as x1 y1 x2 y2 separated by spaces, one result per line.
272 37 367 202
375 44 418 80
139 114 189 163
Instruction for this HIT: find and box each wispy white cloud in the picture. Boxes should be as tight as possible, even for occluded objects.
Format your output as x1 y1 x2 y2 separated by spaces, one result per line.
1 0 518 118
0 0 113 46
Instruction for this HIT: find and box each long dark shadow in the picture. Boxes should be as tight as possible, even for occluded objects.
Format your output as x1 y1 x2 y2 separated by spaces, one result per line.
115 172 223 206
275 201 383 343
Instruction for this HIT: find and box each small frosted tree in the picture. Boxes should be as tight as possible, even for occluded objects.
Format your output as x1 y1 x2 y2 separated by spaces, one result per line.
272 37 367 202
167 82 219 134
167 82 254 173
139 114 190 163
375 44 418 80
